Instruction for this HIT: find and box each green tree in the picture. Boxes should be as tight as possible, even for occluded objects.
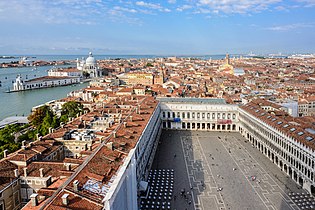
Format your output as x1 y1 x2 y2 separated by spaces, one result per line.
38 111 53 135
83 71 90 78
28 106 53 127
61 101 83 119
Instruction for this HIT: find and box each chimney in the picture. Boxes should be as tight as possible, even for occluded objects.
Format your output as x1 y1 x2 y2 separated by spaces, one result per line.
89 145 92 151
113 131 117 138
14 169 19 177
39 168 44 178
130 116 133 122
36 133 40 140
106 142 113 150
22 140 26 149
23 168 27 177
73 180 79 192
61 194 69 206
3 149 8 158
49 127 52 134
138 105 141 114
66 164 71 171
124 122 127 128
30 194 38 207
83 121 86 128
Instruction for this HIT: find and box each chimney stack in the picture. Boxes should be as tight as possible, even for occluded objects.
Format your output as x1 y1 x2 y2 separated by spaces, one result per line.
23 168 27 177
14 169 19 177
113 131 117 138
66 164 71 171
30 194 38 207
36 133 40 140
22 140 26 150
39 168 44 178
49 127 52 134
3 149 8 158
130 116 133 122
73 180 79 192
61 194 69 206
123 122 127 128
106 142 113 150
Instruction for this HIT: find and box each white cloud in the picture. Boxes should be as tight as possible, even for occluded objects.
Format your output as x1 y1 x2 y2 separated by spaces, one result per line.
266 23 314 31
176 5 192 12
135 1 162 10
168 0 176 4
135 1 171 13
295 0 315 7
195 0 282 14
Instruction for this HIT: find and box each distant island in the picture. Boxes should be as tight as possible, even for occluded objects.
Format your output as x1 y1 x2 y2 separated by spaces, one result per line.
0 55 36 59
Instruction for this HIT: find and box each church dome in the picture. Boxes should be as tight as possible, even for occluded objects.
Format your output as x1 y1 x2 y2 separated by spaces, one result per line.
86 52 96 65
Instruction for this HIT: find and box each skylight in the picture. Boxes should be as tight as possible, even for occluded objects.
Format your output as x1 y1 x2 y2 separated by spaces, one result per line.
277 121 283 125
306 136 313 141
283 124 289 128
272 118 276 121
267 116 271 119
290 128 296 132
297 132 304 136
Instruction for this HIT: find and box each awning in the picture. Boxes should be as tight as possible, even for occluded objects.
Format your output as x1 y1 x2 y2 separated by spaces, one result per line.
139 181 148 191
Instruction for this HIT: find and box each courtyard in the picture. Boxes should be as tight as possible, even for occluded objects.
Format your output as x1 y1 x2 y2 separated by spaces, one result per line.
149 130 312 210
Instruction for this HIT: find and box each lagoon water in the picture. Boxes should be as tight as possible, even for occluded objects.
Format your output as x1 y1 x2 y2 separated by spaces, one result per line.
0 64 89 120
0 54 230 120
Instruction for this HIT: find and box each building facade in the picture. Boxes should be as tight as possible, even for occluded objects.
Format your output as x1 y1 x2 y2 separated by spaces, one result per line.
76 52 102 78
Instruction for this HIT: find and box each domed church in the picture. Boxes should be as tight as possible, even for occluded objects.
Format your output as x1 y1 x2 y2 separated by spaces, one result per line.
76 52 101 77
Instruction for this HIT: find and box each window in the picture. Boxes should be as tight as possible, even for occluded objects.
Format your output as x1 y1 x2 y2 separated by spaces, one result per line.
167 112 170 118
207 113 210 119
187 112 190 119
172 112 175 118
14 191 19 207
277 121 283 125
306 136 313 141
182 112 185 118
212 113 215 119
192 112 195 118
290 128 296 132
162 112 165 118
0 202 4 210
27 180 32 184
202 113 205 119
197 113 200 119
297 132 304 136
20 179 25 184
283 124 289 128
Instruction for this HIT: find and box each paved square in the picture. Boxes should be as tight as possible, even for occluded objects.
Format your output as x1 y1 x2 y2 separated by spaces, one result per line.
151 130 309 210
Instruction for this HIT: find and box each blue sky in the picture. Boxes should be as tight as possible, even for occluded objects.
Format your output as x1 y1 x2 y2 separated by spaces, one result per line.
0 0 314 55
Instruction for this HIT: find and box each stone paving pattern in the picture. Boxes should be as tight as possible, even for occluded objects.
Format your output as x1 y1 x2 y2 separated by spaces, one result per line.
151 130 308 210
